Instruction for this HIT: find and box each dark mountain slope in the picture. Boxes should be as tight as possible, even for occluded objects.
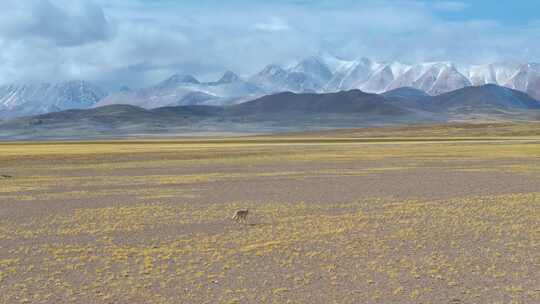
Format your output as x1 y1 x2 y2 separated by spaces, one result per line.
382 87 431 110
228 89 410 116
427 84 540 112
151 105 225 117
383 87 429 100
33 104 159 124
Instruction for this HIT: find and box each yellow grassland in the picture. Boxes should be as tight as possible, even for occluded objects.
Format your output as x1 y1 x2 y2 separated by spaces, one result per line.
1 125 540 303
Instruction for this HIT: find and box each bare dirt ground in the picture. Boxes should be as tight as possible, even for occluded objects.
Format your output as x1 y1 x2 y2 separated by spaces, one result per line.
1 123 540 303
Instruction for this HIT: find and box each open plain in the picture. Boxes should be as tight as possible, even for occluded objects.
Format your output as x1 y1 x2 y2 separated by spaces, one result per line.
1 123 540 303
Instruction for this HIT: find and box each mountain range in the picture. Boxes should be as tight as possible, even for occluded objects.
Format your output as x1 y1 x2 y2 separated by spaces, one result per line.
2 84 539 139
1 54 540 119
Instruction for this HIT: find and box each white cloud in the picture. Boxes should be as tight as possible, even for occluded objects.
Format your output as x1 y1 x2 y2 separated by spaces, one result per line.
254 18 291 32
0 0 538 89
432 1 469 12
0 0 114 47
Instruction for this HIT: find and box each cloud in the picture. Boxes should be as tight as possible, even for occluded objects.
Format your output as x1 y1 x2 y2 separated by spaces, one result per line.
0 0 114 47
254 18 291 32
431 1 469 12
0 0 539 89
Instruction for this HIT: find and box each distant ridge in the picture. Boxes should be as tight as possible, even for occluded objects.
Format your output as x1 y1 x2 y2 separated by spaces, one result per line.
2 84 539 140
2 55 540 119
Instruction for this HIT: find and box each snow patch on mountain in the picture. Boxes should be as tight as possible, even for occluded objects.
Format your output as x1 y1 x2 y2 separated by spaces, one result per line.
0 80 106 118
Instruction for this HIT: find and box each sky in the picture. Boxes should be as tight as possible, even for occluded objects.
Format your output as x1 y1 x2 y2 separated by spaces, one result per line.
0 0 539 89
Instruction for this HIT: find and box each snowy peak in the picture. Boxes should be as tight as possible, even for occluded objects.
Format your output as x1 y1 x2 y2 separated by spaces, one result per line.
505 63 540 89
251 60 328 93
468 63 520 86
0 80 106 118
290 56 333 85
387 65 422 91
468 65 497 85
157 74 200 88
249 64 289 92
50 80 107 108
325 57 376 92
386 62 470 95
311 52 351 74
258 64 287 78
325 59 411 93
360 64 395 93
427 64 471 95
99 69 266 110
505 63 540 100
387 62 410 78
217 71 241 84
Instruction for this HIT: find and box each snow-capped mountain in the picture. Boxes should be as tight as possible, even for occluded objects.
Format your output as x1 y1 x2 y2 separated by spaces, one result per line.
325 57 375 92
416 63 471 95
379 62 470 95
216 71 241 84
292 55 537 98
504 63 540 100
313 52 352 74
249 64 289 92
319 57 477 96
250 63 324 93
1 54 539 119
360 64 395 93
289 56 333 88
467 63 520 86
0 80 106 118
98 71 266 109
